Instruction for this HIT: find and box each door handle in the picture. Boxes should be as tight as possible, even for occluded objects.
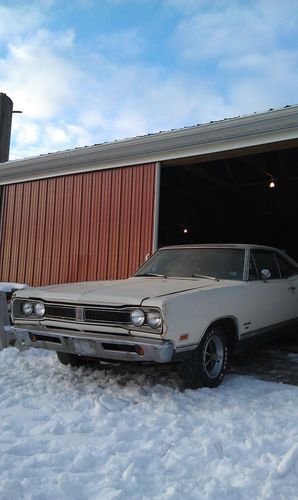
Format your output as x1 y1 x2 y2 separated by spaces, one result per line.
288 286 296 293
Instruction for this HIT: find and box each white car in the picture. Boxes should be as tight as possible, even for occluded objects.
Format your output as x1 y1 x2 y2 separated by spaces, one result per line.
10 244 298 388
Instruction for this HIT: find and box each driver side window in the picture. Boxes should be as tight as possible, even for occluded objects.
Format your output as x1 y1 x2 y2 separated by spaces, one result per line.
250 250 280 280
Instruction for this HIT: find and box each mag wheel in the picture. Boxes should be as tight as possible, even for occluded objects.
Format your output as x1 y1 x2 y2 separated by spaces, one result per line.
184 325 228 389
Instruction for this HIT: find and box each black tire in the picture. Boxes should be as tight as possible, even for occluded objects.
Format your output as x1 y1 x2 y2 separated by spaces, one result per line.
183 324 228 389
56 351 87 367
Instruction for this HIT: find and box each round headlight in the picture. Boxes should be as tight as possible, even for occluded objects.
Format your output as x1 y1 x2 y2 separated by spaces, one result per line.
34 302 45 317
22 301 33 316
130 308 145 327
147 310 162 329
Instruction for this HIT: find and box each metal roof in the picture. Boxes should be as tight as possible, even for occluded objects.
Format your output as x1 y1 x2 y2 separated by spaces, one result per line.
1 104 298 185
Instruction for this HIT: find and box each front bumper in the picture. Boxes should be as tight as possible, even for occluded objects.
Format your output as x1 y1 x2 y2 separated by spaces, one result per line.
13 326 175 363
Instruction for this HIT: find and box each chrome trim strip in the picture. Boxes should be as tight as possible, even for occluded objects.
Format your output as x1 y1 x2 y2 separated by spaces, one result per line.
239 317 298 338
175 344 197 352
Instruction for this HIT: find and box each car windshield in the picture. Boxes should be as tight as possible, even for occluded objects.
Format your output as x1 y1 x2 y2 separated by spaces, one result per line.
135 248 245 280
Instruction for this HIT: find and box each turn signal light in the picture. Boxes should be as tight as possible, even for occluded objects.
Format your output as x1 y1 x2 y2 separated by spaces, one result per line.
135 345 145 356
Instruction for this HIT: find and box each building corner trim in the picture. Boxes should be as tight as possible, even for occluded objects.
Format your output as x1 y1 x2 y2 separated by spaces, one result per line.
152 162 161 253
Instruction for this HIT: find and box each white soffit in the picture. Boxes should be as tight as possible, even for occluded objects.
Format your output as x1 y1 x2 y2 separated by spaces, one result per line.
0 105 298 185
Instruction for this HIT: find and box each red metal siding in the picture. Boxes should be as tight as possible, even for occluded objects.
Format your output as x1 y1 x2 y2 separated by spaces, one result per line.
0 184 15 281
86 172 102 281
9 183 23 282
59 176 74 284
117 167 133 279
0 163 157 286
34 180 47 286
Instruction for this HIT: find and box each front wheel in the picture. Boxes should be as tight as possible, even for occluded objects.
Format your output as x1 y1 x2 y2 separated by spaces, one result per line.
183 325 228 389
56 351 87 367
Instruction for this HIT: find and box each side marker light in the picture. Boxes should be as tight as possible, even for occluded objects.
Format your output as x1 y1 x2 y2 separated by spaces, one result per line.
179 334 189 341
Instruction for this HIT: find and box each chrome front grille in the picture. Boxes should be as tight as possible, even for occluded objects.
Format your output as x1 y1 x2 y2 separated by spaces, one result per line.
44 303 131 326
84 308 131 324
45 304 76 320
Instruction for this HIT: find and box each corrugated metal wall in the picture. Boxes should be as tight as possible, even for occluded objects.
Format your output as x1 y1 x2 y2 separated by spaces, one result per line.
0 163 157 286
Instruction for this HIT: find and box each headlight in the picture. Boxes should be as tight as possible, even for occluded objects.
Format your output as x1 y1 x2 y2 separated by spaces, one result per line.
130 308 145 327
22 301 33 316
147 310 162 329
34 302 45 317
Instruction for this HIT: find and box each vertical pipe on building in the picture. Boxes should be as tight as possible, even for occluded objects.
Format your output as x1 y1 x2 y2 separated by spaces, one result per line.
152 161 161 253
0 94 13 163
0 186 5 261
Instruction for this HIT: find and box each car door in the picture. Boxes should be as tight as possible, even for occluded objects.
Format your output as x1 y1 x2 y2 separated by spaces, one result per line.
246 249 296 333
274 252 298 319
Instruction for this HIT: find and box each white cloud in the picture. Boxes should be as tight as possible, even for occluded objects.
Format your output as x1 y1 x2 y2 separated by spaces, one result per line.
167 0 298 115
0 4 44 42
225 49 298 114
2 0 298 161
0 29 81 122
14 121 39 145
11 118 95 159
9 52 230 159
172 0 298 61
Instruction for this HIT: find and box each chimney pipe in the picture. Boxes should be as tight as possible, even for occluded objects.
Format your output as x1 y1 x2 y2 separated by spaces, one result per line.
0 93 13 163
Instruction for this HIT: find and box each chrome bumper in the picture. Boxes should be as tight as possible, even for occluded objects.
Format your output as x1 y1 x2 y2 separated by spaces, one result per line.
13 326 175 363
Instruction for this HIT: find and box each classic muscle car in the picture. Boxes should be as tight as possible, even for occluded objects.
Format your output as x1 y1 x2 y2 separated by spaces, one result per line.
11 244 298 388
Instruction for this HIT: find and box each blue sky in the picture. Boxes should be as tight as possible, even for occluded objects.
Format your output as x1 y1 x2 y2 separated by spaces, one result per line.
1 0 298 160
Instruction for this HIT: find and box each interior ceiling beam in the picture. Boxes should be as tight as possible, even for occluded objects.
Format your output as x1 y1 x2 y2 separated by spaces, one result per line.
187 180 279 193
277 150 288 173
180 164 268 207
241 156 274 178
161 181 210 206
178 168 190 191
224 159 237 186
161 175 266 215
183 163 262 195
184 164 233 189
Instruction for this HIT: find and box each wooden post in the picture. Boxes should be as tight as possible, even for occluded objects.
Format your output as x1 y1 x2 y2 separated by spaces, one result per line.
0 93 13 163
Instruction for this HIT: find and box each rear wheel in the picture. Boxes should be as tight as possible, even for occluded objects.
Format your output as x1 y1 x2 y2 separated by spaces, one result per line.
56 351 87 367
183 324 228 389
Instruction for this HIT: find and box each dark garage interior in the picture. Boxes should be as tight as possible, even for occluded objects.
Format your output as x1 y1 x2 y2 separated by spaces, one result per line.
158 140 298 261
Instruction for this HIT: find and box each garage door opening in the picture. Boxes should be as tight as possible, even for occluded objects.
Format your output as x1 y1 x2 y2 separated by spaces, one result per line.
158 143 298 260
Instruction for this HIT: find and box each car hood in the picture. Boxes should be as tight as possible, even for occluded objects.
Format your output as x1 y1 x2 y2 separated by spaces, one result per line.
14 277 221 306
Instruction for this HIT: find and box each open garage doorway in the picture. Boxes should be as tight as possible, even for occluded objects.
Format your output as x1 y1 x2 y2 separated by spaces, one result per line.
158 141 298 260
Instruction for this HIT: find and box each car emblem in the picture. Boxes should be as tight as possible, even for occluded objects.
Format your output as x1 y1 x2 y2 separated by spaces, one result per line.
76 306 85 322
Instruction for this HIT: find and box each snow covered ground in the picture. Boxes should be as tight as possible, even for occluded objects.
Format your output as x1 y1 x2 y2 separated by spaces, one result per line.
1 347 298 500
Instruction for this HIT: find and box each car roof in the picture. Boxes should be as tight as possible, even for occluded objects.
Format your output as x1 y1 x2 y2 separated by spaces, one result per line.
158 243 286 252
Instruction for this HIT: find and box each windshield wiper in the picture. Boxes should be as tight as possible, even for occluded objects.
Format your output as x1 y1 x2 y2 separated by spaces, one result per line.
192 274 219 281
137 272 166 278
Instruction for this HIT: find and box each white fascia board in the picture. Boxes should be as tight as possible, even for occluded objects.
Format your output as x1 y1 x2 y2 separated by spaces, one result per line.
1 105 298 185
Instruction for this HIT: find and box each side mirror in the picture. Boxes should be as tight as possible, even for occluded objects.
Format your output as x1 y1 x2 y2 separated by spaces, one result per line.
260 269 271 282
